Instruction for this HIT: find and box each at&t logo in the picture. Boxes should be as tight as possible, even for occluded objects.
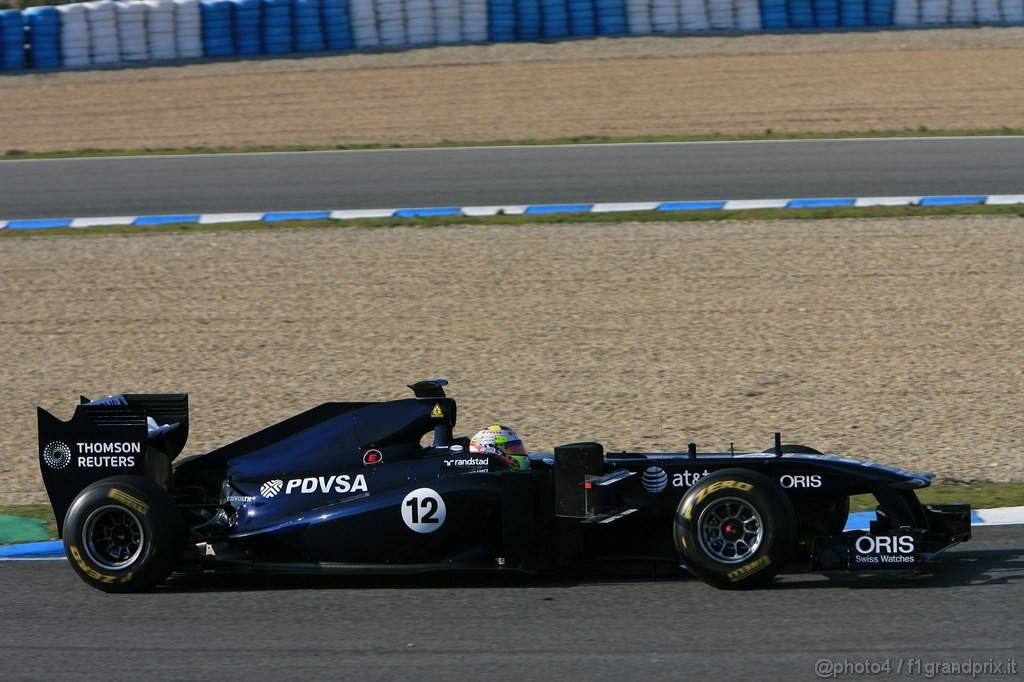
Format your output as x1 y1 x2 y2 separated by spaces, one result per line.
642 466 668 493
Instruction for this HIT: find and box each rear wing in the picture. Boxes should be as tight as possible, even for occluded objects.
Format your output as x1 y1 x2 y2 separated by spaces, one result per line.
37 393 189 535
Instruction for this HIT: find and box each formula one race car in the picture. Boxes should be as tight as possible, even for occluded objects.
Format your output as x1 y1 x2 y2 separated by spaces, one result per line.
37 380 972 592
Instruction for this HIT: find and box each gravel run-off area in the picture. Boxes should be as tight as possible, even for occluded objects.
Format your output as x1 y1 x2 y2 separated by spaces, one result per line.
2 216 1023 503
2 27 1024 152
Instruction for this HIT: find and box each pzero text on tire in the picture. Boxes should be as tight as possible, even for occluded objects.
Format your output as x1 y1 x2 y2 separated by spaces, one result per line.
673 468 797 589
62 475 184 593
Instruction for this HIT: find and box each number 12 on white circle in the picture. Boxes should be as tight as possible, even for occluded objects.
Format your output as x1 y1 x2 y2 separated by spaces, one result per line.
401 488 447 533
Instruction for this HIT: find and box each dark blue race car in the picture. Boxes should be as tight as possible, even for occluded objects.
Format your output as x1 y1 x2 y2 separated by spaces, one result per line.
37 380 971 592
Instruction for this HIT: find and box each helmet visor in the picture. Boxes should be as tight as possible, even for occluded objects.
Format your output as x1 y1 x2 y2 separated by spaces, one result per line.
501 439 528 456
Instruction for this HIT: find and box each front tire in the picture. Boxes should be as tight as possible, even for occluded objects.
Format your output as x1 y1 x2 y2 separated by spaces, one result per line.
63 476 184 593
674 468 796 589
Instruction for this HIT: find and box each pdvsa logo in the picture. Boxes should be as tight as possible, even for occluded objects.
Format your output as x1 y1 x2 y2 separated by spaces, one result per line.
260 479 284 498
262 475 369 498
642 466 668 493
42 441 72 470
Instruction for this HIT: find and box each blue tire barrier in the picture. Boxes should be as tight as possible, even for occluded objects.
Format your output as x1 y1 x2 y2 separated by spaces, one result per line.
814 0 840 25
201 1 236 57
294 0 325 52
840 0 868 24
488 0 517 41
24 6 61 69
569 0 597 35
787 0 815 26
321 0 354 50
867 0 894 23
516 0 542 39
263 0 293 53
540 0 570 37
760 0 790 26
232 0 263 55
0 10 25 70
595 0 628 33
0 0 966 71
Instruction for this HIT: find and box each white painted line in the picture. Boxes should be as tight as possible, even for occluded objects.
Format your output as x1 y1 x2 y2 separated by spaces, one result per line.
591 202 661 213
69 216 138 227
723 199 790 210
461 205 529 216
853 196 922 207
198 213 267 224
974 505 1024 525
983 195 1024 205
329 209 396 219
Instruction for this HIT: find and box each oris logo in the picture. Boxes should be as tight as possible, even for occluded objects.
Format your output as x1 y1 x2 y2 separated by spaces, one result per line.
260 479 284 498
855 535 915 555
779 474 822 489
42 441 72 470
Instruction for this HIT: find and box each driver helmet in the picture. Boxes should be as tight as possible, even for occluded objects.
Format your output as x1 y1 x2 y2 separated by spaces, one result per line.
469 424 529 470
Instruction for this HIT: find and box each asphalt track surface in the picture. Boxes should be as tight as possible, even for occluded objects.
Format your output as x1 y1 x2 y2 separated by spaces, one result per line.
0 527 1020 682
4 137 1024 220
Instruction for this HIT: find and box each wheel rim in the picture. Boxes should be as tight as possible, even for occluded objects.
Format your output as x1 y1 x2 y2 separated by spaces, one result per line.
696 496 764 564
82 505 145 571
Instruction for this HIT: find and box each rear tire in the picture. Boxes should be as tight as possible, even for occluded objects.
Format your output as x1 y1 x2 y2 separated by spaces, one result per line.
674 468 797 589
62 475 184 593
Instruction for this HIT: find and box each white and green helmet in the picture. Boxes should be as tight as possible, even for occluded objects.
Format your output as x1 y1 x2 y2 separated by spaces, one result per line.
469 424 529 470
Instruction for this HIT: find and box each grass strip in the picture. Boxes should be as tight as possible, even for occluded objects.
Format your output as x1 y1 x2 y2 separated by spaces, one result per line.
849 482 1024 513
4 127 1024 161
3 203 1024 239
0 504 57 538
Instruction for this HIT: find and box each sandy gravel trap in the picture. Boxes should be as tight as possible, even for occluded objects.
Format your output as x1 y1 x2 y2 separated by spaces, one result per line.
2 216 1023 504
2 28 1024 152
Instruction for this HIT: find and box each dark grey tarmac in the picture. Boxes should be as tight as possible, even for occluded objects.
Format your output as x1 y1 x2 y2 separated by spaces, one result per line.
3 137 1024 220
0 527 1020 681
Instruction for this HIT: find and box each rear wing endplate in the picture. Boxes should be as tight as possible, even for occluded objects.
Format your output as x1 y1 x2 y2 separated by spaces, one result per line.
37 393 188 535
